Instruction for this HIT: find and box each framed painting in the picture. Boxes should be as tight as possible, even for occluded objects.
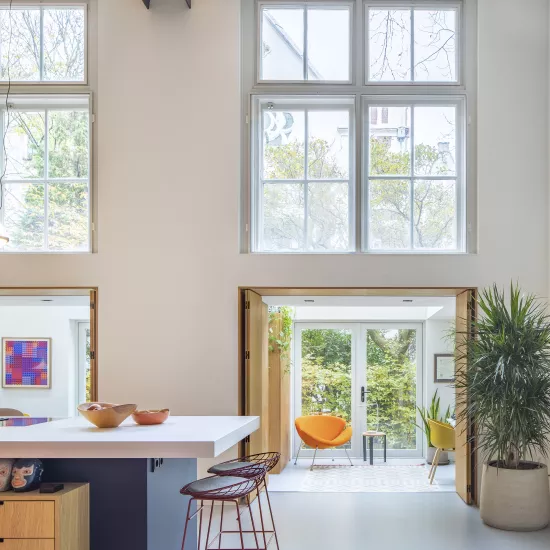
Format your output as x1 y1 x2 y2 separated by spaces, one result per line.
2 338 51 389
434 353 455 383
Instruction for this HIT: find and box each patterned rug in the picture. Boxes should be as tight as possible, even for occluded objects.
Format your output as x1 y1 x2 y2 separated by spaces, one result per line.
300 465 443 493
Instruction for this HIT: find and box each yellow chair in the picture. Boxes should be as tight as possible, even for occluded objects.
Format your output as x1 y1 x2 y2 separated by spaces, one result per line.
294 415 353 470
428 419 455 484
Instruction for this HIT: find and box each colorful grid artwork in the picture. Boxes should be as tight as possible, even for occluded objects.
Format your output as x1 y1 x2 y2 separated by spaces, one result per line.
2 339 51 388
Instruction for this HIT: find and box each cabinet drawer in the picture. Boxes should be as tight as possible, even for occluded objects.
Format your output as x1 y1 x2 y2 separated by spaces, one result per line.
0 502 54 538
0 542 54 550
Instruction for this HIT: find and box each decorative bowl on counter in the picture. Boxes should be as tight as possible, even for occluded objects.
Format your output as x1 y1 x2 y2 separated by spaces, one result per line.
132 409 170 426
78 402 137 428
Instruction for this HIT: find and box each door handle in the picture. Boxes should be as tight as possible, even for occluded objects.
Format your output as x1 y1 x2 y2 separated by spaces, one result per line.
361 386 367 403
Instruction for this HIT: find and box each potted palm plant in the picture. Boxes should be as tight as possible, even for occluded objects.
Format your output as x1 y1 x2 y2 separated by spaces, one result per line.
456 283 550 531
416 390 451 465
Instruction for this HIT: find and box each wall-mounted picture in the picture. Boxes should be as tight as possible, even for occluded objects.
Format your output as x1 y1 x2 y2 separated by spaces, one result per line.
2 338 51 389
434 353 455 383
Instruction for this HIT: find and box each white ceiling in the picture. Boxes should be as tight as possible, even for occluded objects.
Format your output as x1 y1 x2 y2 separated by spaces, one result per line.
262 295 456 320
0 296 90 307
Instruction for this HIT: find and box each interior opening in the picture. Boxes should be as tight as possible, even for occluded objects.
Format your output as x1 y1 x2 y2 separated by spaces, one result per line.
0 289 97 419
242 289 471 497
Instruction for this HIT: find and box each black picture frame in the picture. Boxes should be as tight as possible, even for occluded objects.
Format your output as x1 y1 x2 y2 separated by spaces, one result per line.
434 353 455 383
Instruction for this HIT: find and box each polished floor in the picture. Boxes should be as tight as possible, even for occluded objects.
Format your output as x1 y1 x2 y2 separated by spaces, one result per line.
269 457 455 492
201 492 550 550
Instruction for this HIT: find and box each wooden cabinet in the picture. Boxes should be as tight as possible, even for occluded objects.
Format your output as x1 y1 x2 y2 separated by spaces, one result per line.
0 484 88 550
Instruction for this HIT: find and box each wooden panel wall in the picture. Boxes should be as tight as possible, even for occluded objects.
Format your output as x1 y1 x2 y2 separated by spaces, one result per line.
268 313 291 474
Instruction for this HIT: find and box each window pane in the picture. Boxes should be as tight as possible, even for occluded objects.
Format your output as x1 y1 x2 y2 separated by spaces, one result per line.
307 8 350 81
261 8 304 81
369 106 411 176
263 110 305 180
366 329 418 450
263 183 304 251
308 110 349 179
5 112 45 179
414 10 457 82
3 183 44 251
0 9 40 81
368 9 411 82
308 182 349 251
48 182 89 251
43 8 85 82
301 328 352 424
414 106 456 176
414 179 456 249
48 111 90 179
369 180 410 249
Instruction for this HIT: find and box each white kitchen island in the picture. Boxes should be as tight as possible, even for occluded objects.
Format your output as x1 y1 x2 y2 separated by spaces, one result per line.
0 415 260 550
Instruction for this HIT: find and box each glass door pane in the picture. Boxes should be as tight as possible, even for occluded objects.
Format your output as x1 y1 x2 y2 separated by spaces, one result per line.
294 324 354 455
363 325 422 457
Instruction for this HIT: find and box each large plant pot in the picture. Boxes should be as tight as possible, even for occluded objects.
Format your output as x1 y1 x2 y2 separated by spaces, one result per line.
426 446 449 465
480 462 550 531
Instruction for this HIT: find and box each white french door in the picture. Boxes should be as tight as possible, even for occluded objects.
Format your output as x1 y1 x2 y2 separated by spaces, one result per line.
293 322 423 459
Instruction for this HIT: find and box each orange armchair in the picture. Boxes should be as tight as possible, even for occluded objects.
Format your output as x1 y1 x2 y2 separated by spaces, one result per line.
295 415 353 470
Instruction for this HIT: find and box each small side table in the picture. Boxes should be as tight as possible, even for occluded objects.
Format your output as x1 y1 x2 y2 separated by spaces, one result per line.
362 431 387 465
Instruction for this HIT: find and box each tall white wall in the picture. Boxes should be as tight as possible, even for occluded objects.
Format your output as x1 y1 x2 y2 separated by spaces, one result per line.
0 0 546 429
0 306 90 417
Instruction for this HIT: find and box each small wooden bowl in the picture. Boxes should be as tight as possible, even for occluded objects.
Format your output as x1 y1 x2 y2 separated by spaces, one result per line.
132 409 170 426
78 403 137 429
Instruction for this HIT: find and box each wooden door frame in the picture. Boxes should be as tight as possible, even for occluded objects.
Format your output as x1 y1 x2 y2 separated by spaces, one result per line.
238 286 478 505
0 286 99 402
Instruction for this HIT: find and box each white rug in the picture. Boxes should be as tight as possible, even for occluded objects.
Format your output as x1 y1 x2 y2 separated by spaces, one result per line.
300 465 443 493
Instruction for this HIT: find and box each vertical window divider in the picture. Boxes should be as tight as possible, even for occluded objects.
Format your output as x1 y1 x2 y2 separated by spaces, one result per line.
303 107 309 250
44 109 49 251
39 7 45 81
409 105 415 249
303 6 308 81
0 107 5 230
410 8 415 82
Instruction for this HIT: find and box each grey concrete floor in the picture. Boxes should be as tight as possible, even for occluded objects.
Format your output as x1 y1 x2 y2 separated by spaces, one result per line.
201 492 550 549
269 492 550 549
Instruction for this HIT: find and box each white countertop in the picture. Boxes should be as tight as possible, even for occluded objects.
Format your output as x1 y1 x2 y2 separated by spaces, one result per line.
0 416 260 459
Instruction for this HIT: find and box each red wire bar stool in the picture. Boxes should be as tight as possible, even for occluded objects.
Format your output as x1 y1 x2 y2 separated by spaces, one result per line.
207 452 280 550
180 472 265 550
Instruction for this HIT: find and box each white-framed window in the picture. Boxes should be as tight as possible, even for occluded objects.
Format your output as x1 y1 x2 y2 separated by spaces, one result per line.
243 0 476 254
0 94 91 252
0 1 93 254
0 4 87 84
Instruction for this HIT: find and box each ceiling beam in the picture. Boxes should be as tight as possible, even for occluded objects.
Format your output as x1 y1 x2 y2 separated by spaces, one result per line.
142 0 191 8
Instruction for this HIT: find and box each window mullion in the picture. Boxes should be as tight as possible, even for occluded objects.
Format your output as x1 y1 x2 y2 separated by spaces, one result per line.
303 6 308 81
410 8 415 83
409 105 415 249
44 109 49 251
303 108 309 250
40 7 45 81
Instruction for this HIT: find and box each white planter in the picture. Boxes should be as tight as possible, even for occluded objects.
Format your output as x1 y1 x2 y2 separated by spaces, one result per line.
480 462 550 531
426 446 449 465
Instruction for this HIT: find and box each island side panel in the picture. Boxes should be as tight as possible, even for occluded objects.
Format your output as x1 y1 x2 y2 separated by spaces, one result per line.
147 458 197 550
42 459 149 550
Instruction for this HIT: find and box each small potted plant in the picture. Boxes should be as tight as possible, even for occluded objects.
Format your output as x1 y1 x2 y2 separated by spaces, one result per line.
456 283 550 531
416 390 452 465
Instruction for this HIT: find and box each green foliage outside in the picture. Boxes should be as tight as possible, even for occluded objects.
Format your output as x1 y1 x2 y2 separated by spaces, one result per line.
300 328 418 450
4 110 89 251
264 133 455 250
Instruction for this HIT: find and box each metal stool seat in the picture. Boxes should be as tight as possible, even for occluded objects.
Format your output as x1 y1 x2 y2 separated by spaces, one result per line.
180 473 265 550
207 453 280 550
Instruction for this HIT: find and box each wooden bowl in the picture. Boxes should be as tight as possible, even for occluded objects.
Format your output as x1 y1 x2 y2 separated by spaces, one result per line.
78 403 137 429
132 409 170 426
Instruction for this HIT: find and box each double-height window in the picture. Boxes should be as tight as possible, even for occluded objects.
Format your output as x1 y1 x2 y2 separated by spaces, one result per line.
244 0 476 253
0 3 92 253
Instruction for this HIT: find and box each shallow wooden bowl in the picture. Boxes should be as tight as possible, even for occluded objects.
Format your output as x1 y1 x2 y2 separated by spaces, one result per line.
78 402 137 428
132 409 170 426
